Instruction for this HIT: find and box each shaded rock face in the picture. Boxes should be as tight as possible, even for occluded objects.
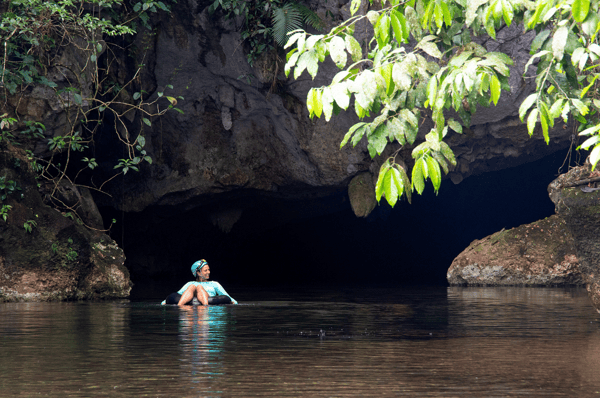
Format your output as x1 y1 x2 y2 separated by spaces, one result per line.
0 144 131 302
92 1 572 222
447 215 584 286
548 164 600 311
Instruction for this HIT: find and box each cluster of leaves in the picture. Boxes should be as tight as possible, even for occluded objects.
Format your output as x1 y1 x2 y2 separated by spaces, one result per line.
0 175 22 201
51 237 78 266
0 0 181 230
0 204 11 222
208 0 323 65
285 0 600 207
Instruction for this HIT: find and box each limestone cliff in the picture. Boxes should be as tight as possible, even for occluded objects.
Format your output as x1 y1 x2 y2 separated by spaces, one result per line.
88 1 572 221
0 142 130 302
548 164 600 311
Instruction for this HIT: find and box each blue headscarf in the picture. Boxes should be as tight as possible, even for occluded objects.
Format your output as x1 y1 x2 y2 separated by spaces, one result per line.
191 259 208 276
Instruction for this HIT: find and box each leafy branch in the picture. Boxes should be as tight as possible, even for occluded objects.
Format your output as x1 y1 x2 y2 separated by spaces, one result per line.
285 0 600 207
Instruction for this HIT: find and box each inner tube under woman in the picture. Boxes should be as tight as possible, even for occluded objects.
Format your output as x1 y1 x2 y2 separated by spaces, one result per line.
161 259 238 305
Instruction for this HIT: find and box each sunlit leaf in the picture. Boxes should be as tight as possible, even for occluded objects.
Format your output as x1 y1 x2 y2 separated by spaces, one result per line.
490 74 501 105
527 108 538 136
426 156 441 192
519 94 537 121
572 0 591 23
552 26 569 61
412 158 427 194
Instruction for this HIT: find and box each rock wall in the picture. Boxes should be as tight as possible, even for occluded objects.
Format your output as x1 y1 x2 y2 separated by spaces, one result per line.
90 0 572 222
0 143 130 302
548 164 600 311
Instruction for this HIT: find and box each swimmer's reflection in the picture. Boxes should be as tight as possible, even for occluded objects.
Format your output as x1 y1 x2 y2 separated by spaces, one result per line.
177 305 229 380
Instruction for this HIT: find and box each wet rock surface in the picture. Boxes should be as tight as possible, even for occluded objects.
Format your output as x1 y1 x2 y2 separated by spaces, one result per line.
0 143 131 302
548 164 600 311
447 215 584 286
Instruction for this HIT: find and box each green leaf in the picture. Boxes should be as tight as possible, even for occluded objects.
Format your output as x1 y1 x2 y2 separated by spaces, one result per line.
411 158 426 194
376 161 390 202
354 70 378 110
439 141 456 166
447 119 462 134
426 156 441 192
369 123 389 156
539 105 549 144
322 87 334 121
378 63 394 96
400 109 418 128
383 167 399 207
295 50 316 79
307 88 323 119
143 117 151 126
331 82 350 110
531 30 551 54
433 2 444 29
572 0 591 23
350 0 361 16
426 75 438 107
387 118 406 145
549 99 564 119
73 93 82 106
391 10 409 43
341 123 368 148
579 125 600 138
590 145 600 171
579 135 600 150
501 0 514 26
133 92 141 100
519 94 537 122
392 63 412 91
374 14 391 49
572 99 589 116
398 165 412 204
466 0 489 26
582 12 600 36
490 74 501 105
284 32 303 49
328 36 347 69
345 35 362 62
552 26 569 61
527 108 538 136
418 41 442 59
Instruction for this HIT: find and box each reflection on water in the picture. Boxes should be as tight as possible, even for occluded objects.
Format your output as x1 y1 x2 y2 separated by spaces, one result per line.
1 287 599 396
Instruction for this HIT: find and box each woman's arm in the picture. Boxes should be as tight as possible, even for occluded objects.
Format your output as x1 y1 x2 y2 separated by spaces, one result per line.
213 282 238 304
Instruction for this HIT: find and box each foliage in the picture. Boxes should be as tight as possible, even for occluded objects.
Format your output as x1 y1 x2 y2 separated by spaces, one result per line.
0 204 11 221
51 237 78 267
285 0 600 207
0 0 181 229
0 175 21 201
23 219 36 233
209 0 324 65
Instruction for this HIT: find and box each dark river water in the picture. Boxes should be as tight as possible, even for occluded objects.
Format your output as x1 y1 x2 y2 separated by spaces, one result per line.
1 286 600 397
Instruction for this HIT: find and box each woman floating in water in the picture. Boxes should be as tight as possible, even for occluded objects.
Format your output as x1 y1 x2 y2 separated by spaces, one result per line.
161 259 238 305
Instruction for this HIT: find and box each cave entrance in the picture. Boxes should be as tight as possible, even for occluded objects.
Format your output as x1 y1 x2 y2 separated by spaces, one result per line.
100 149 572 300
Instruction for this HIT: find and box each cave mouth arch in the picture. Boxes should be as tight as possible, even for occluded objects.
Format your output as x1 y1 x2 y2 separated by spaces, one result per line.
100 149 573 300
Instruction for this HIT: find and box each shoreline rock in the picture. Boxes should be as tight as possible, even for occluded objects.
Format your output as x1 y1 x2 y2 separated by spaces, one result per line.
548 164 600 311
447 215 584 286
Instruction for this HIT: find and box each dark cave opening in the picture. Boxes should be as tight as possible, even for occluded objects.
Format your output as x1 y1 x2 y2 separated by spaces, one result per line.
100 149 574 300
